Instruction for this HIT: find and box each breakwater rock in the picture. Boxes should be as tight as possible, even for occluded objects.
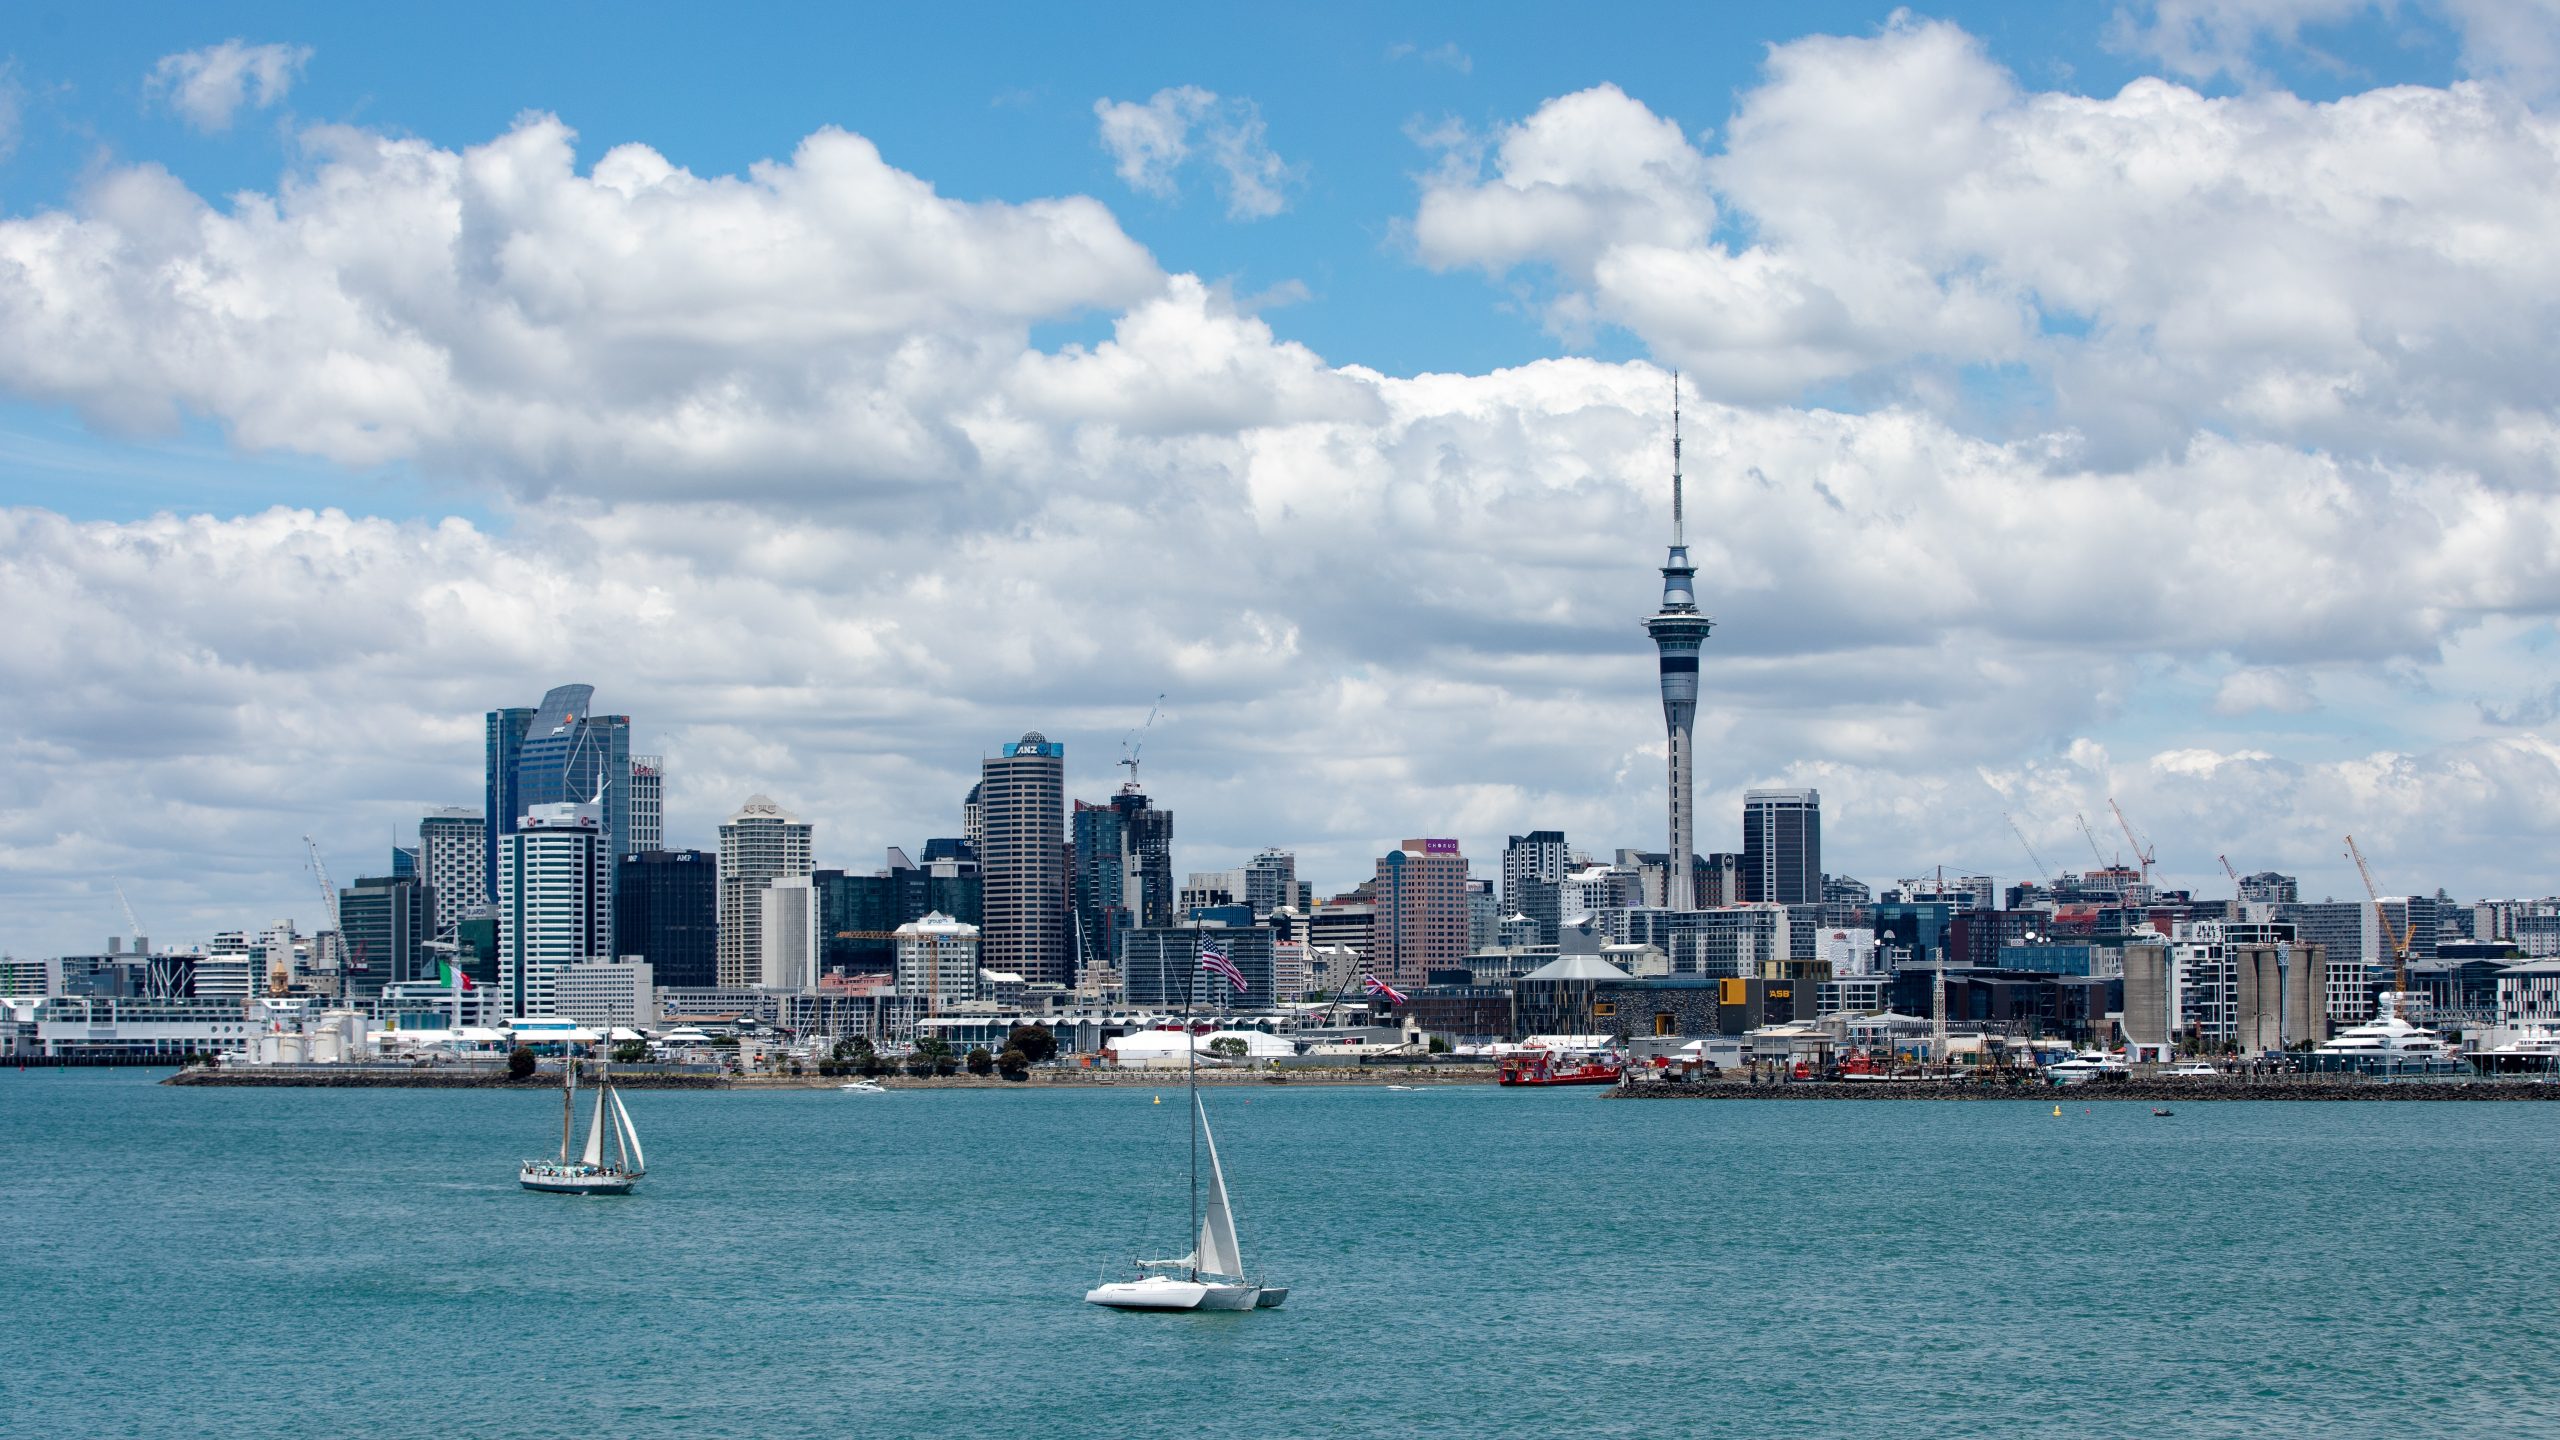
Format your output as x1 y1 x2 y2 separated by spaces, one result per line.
165 1068 729 1090
1610 1077 2560 1102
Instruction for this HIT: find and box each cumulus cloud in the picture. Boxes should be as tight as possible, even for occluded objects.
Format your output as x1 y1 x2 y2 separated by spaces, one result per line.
146 39 311 133
1410 17 2560 477
2112 1 2560 94
1093 86 1298 219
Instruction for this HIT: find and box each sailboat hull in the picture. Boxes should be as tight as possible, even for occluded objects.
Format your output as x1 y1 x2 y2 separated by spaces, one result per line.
519 1166 639 1195
1084 1277 1260 1311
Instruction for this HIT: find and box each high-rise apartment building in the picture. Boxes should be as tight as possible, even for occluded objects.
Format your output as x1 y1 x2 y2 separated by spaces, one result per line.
496 801 612 1017
1072 788 1174 967
629 755 664 852
1742 789 1822 906
895 911 982 1012
760 875 820 992
1244 849 1296 919
1374 838 1468 990
419 808 484 936
717 794 814 989
338 874 429 1001
1503 830 1570 945
981 732 1069 987
615 849 717 989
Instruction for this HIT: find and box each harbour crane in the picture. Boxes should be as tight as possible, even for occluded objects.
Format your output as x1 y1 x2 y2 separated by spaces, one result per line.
2343 834 2411 996
1119 693 1165 791
2004 813 2053 887
2109 798 2159 888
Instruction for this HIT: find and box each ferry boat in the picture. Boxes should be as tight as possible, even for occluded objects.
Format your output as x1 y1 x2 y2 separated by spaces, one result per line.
1498 1048 1624 1087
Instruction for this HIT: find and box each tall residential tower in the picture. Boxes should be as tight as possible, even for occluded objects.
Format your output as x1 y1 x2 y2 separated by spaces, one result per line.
1643 378 1713 911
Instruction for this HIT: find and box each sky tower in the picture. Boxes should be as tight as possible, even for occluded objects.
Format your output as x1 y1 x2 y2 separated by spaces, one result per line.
1644 375 1713 911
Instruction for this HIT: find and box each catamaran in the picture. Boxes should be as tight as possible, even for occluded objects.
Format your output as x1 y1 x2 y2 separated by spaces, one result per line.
1085 937 1286 1312
520 1056 645 1195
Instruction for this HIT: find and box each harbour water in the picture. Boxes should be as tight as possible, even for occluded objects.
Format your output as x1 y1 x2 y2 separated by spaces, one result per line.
10 1068 2559 1437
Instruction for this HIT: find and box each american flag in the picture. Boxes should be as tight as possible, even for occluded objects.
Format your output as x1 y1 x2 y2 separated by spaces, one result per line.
1363 973 1408 1006
1198 941 1247 992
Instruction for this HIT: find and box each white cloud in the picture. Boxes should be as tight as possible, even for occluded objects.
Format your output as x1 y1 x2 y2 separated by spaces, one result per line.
146 39 312 133
1409 18 2560 476
2111 1 2560 94
2213 667 2321 715
1093 86 1299 219
1387 42 1473 74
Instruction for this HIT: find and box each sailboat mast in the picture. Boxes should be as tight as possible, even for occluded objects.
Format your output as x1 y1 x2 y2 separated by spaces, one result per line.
1187 915 1199 1282
559 1053 575 1164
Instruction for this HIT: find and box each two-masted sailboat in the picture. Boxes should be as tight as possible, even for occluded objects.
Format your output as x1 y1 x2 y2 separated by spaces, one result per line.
1085 939 1286 1312
520 1055 645 1195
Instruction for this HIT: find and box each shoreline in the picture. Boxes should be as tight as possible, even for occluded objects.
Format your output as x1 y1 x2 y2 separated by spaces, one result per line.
159 1066 1497 1091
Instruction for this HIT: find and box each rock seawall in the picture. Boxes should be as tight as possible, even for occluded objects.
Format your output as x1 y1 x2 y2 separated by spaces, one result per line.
1611 1078 2560 1102
165 1069 729 1089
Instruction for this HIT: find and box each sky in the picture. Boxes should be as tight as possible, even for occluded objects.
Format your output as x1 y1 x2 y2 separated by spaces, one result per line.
5 0 2560 955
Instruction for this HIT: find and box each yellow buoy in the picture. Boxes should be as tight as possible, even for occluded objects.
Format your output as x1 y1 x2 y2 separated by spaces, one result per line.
2052 1104 2062 1117
1153 1095 1161 1104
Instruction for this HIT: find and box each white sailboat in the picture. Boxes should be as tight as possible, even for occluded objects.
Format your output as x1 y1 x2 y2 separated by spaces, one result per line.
1086 937 1286 1312
520 1057 646 1195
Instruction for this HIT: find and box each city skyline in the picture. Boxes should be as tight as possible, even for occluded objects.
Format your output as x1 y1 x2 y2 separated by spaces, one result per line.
10 4 2560 954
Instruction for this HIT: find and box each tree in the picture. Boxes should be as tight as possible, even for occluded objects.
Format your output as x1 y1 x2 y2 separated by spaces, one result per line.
1004 1023 1059 1064
611 1041 649 1063
1427 1034 1450 1054
966 1047 995 1076
507 1046 537 1081
1207 1036 1248 1059
998 1047 1031 1080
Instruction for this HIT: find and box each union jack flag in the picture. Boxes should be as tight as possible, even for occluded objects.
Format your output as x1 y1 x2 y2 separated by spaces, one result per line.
1363 973 1408 1005
1198 941 1247 992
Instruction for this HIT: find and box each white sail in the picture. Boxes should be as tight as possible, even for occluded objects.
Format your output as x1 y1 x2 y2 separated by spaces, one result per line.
1192 1096 1245 1280
608 1087 644 1173
580 1082 608 1167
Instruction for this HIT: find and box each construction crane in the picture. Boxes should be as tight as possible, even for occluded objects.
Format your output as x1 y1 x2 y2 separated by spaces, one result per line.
304 834 364 985
2004 813 2053 886
2075 811 2113 869
1119 693 1165 791
2218 854 2245 912
2108 798 2159 888
112 879 148 953
2343 834 2411 996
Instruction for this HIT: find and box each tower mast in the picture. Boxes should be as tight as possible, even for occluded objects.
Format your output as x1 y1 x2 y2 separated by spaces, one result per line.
1644 373 1714 911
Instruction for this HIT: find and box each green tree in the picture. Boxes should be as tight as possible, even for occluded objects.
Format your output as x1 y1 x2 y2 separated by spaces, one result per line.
1004 1024 1059 1064
1207 1036 1248 1059
611 1041 649 1063
998 1047 1031 1080
507 1046 537 1081
1427 1034 1450 1054
966 1047 995 1076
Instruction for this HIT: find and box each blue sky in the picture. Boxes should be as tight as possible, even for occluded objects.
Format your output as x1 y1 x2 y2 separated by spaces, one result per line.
2 1 2556 954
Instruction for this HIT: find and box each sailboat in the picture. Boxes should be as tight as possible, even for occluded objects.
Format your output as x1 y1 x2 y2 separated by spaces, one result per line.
520 1054 645 1195
1086 936 1286 1312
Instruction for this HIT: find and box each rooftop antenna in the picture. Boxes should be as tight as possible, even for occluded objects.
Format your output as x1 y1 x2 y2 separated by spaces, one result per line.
1671 370 1684 547
1119 693 1165 793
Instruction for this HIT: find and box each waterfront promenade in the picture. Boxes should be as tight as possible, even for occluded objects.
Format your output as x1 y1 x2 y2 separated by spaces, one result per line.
1614 1074 2560 1101
160 1063 1496 1090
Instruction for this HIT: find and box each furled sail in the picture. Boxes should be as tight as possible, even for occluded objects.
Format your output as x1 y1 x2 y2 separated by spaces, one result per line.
1193 1096 1245 1280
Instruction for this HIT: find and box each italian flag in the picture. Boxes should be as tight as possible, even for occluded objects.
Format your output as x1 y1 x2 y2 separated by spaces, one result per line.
439 959 474 991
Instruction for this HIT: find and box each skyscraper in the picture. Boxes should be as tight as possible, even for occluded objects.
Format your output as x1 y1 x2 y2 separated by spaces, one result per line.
1643 380 1713 911
1073 789 1173 969
1374 838 1468 991
1503 830 1569 946
629 755 664 852
1742 788 1822 905
483 705 535 902
338 874 429 1001
419 807 485 936
982 732 1070 987
496 801 612 1017
717 794 814 989
1243 849 1296 920
615 848 717 989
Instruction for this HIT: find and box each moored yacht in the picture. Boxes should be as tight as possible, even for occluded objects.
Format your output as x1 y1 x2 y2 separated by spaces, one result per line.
2309 996 2459 1074
2045 1050 2130 1084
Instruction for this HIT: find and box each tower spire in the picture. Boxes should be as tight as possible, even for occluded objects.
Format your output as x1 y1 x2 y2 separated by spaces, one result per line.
1671 370 1684 547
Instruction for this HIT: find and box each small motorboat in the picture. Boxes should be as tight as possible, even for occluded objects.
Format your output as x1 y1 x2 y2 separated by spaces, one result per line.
2151 1107 2175 1117
839 1078 886 1093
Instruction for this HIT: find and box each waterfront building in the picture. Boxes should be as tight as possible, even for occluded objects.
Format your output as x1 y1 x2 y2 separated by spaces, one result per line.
1642 384 1712 911
760 875 820 992
1373 839 1468 992
1742 788 1822 906
628 755 664 853
1665 904 1792 978
717 794 813 989
1503 831 1570 946
894 911 982 1013
419 808 484 936
28 995 278 1060
614 849 718 989
191 951 258 1002
496 801 612 1018
338 874 430 1002
1124 923 1276 1010
557 958 656 1029
981 732 1070 987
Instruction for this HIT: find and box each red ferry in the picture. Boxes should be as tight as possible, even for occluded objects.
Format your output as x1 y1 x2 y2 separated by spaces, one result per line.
1497 1050 1624 1087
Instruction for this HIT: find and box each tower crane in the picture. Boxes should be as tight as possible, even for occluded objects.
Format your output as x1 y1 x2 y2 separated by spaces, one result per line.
2344 834 2411 997
112 880 148 952
2218 854 2246 913
2004 813 2053 887
2108 798 2158 888
1118 693 1165 792
304 834 365 985
2075 811 2113 869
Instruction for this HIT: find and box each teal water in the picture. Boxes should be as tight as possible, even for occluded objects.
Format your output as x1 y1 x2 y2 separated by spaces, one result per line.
7 1070 2558 1438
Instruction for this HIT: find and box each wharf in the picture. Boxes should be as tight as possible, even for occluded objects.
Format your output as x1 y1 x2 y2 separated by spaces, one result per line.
162 1065 1495 1090
1612 1076 2560 1101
